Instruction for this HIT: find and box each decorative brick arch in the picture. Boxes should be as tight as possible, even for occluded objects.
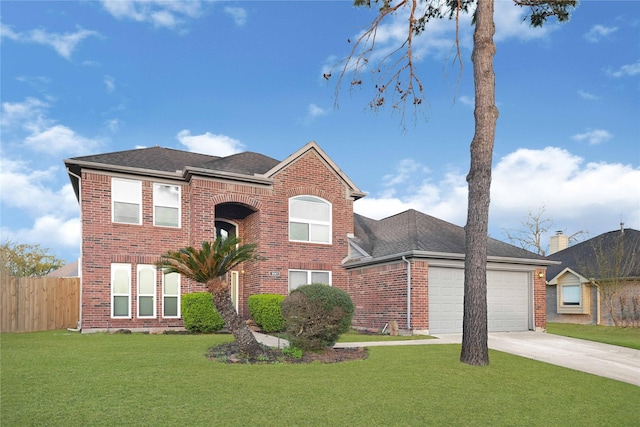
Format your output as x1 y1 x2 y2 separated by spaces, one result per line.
286 186 334 203
209 194 263 211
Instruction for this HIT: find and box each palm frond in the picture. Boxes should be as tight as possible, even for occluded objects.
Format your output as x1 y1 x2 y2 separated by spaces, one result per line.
157 236 261 284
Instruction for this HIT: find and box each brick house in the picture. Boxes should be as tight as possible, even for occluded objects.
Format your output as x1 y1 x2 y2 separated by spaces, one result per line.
65 141 552 334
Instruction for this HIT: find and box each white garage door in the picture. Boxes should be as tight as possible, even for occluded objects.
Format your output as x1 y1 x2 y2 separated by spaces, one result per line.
428 267 531 334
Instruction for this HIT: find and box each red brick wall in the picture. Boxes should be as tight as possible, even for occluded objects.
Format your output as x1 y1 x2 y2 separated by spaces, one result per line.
79 148 357 331
346 259 429 332
534 269 547 331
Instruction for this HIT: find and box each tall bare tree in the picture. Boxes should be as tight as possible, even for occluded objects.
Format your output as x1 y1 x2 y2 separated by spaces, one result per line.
582 229 640 327
503 206 586 256
332 0 575 365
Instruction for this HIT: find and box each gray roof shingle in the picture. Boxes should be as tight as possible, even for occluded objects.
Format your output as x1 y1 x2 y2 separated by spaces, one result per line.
353 209 546 261
547 228 640 279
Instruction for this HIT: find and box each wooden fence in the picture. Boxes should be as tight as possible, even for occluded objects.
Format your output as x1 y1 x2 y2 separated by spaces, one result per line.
1 273 80 333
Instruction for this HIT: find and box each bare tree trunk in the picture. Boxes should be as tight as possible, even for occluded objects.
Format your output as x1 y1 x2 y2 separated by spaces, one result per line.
209 280 268 357
460 0 498 366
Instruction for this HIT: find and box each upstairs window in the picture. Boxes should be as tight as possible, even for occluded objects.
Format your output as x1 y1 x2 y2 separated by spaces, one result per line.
154 184 181 228
112 178 141 224
289 196 331 244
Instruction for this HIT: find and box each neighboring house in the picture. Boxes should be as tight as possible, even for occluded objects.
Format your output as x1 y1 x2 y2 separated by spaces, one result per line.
546 228 640 326
65 142 553 334
46 260 79 278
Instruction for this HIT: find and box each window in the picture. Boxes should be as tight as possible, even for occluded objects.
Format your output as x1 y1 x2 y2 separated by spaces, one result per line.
137 265 156 318
154 184 181 227
163 271 180 318
111 263 131 318
112 178 142 224
288 269 331 292
289 196 331 244
562 285 580 306
555 271 590 314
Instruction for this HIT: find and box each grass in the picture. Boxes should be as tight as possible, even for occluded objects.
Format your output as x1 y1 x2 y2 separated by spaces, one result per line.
2 331 638 426
547 322 640 350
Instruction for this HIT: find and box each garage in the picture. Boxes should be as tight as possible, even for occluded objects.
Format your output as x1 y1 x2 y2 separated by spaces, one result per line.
428 267 531 334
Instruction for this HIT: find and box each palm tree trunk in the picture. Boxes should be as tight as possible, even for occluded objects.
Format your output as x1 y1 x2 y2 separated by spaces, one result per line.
209 280 268 357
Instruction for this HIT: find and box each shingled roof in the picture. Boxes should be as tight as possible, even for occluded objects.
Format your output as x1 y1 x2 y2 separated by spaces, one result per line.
66 146 279 175
547 228 640 279
351 209 547 264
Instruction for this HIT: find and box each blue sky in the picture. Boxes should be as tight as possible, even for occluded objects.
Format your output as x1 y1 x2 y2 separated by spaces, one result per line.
1 0 639 264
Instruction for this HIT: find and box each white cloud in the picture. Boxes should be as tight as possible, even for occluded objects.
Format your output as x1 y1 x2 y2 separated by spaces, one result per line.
584 24 618 43
1 97 48 129
3 216 81 253
24 124 100 155
577 90 599 101
493 0 553 42
176 129 244 156
104 75 116 93
571 129 613 145
225 7 247 26
0 159 78 217
2 97 101 155
607 60 640 78
354 147 640 239
0 23 99 60
101 0 203 30
459 95 474 106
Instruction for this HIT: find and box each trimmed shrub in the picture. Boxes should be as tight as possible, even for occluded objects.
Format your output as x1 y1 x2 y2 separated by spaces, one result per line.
248 294 286 333
181 292 225 333
281 284 354 351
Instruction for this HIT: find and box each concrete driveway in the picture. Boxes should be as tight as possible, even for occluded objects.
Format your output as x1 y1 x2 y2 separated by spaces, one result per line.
484 331 640 387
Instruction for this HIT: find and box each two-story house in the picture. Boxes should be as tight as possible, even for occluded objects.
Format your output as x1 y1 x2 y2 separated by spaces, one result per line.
65 141 552 334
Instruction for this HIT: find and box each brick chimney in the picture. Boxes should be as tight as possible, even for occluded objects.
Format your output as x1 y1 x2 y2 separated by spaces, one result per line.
549 231 569 255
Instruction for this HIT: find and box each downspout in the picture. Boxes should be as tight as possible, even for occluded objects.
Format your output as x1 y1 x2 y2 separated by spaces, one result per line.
402 256 411 331
66 168 83 332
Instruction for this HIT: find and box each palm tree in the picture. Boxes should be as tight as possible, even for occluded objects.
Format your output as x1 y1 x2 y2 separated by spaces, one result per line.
158 236 268 358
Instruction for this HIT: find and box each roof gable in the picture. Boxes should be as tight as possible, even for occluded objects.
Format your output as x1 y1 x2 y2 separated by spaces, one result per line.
265 141 366 200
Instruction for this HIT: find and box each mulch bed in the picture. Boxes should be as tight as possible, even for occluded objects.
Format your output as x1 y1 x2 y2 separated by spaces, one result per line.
207 342 368 364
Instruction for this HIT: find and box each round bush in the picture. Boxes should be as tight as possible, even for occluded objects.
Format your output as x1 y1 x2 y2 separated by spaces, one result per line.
181 292 225 333
248 294 286 332
281 284 354 351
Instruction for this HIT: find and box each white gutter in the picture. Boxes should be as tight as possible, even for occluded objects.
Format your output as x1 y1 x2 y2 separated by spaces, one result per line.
402 256 411 330
66 168 83 332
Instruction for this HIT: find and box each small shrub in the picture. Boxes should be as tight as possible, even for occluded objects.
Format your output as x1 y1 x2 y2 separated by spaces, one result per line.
281 283 354 351
248 294 286 332
281 345 303 359
181 292 225 333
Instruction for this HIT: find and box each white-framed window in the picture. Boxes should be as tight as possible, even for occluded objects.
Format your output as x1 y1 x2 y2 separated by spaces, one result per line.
111 263 131 318
163 271 181 318
561 285 580 306
289 196 331 244
556 272 590 314
154 183 181 228
112 178 142 224
288 269 331 292
137 265 156 318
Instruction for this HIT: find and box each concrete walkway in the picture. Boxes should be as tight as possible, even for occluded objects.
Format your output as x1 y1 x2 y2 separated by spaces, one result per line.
253 331 640 387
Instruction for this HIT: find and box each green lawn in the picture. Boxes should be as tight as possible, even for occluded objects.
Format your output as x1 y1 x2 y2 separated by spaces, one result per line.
547 322 640 350
337 330 432 342
1 331 638 426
